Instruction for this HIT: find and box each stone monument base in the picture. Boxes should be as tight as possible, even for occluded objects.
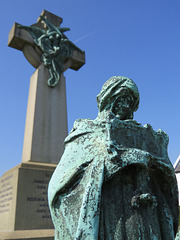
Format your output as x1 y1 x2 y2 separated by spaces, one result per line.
0 229 54 240
0 162 56 240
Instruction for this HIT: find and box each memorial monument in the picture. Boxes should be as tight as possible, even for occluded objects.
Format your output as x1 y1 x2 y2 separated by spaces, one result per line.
0 10 85 240
48 76 179 239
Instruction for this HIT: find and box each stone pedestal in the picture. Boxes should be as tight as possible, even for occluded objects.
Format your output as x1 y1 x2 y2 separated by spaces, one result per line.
0 230 54 240
0 162 56 240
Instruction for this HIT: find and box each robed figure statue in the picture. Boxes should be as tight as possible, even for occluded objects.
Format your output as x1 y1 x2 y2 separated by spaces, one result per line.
48 76 179 240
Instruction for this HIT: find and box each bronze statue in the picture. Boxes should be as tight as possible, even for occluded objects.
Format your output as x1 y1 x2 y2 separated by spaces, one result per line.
48 76 179 239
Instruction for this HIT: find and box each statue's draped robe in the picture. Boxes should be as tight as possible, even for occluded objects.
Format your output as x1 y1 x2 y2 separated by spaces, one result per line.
48 115 179 240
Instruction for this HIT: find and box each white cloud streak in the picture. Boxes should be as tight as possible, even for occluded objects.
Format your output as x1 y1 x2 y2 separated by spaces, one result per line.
73 29 99 43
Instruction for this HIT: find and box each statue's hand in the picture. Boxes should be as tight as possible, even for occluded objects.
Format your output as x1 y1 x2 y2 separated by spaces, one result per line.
131 193 157 209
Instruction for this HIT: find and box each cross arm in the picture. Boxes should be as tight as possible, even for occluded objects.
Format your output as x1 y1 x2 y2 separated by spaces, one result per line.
65 50 85 71
8 22 42 68
8 22 34 51
8 11 85 86
8 22 85 71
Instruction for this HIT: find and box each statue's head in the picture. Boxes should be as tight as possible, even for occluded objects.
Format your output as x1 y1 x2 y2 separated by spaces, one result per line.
97 76 139 120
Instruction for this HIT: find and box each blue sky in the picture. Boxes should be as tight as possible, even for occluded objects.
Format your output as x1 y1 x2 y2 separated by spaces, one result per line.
0 0 180 177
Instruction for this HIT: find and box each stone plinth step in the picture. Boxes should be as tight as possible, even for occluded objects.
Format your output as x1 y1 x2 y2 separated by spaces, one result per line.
0 229 54 240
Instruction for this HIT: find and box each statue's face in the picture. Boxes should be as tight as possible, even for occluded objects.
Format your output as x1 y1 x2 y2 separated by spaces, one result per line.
112 89 134 120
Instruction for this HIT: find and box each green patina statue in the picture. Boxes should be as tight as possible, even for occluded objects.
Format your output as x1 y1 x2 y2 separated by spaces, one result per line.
18 16 83 87
48 76 179 239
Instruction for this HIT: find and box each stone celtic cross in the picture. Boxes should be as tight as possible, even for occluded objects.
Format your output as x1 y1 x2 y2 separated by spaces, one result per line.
8 10 85 164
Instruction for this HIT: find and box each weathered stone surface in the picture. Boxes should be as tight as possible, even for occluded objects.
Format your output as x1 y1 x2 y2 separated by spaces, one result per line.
8 10 85 164
48 76 179 239
0 229 54 240
2 9 86 240
0 162 56 232
22 64 68 164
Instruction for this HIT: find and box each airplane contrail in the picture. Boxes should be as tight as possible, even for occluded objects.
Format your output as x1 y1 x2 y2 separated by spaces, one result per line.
73 29 99 43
